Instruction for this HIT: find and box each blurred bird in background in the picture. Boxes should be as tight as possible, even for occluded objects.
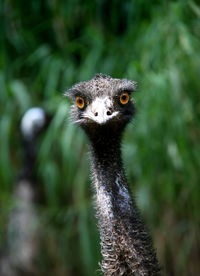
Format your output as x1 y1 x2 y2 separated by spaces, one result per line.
0 108 51 276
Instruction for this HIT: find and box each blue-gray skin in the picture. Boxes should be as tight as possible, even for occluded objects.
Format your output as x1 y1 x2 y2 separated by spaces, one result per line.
66 74 161 276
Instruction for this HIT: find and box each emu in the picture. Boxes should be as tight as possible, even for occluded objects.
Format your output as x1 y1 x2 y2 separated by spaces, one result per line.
66 74 161 276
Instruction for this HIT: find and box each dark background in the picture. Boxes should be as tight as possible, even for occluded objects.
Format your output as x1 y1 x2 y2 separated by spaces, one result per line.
0 0 200 275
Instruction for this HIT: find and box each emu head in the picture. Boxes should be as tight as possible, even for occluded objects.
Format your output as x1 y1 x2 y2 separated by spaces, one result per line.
66 74 137 139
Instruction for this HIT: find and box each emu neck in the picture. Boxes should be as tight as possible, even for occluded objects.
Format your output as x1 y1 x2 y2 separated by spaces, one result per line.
89 131 160 276
89 132 132 218
90 133 124 180
91 134 122 170
89 133 137 275
20 138 37 181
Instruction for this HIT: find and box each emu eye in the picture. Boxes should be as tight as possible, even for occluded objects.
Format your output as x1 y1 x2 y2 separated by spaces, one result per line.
75 96 85 109
120 92 130 105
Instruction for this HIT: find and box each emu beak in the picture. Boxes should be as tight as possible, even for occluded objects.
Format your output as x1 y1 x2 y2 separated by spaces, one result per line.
86 97 119 125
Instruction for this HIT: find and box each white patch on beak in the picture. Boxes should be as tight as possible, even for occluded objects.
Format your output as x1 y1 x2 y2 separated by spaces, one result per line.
85 97 118 124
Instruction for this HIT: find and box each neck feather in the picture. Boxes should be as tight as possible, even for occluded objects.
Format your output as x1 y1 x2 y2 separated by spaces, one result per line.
89 133 132 218
88 131 160 275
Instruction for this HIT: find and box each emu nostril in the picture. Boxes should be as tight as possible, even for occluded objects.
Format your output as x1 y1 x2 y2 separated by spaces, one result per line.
94 112 98 116
107 111 112 116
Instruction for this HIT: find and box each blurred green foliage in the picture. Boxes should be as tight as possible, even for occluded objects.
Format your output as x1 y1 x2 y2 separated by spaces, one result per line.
0 0 200 275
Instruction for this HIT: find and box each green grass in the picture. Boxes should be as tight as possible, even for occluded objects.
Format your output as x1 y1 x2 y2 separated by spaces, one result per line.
0 0 200 275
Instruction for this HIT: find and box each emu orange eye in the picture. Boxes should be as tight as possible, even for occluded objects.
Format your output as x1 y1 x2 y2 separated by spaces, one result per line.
120 92 130 105
75 96 85 109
